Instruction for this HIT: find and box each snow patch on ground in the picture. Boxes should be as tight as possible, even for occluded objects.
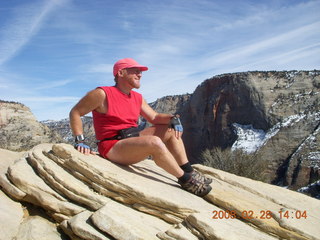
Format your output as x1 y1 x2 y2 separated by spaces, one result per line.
231 124 266 153
231 114 309 153
298 180 320 199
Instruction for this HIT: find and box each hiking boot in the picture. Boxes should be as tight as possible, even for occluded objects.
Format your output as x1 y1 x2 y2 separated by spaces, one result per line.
192 170 213 184
179 175 212 197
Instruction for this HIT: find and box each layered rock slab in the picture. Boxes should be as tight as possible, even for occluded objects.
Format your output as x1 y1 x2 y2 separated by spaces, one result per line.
66 210 112 240
0 148 27 200
91 201 170 240
0 148 26 240
28 143 110 211
1 143 319 240
0 190 24 240
47 144 281 239
196 165 320 240
14 216 63 240
7 157 85 218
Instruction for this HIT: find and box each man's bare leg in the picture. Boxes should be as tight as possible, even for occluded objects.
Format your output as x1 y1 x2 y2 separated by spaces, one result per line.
107 124 193 175
141 125 213 185
106 125 212 196
106 135 184 178
140 124 189 166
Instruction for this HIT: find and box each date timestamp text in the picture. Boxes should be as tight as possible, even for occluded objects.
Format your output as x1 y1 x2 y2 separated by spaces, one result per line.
212 210 307 220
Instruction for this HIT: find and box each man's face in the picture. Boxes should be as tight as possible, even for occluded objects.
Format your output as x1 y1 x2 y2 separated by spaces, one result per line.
122 67 142 89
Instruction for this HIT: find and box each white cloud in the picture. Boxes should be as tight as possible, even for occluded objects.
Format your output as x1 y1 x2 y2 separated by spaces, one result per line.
1 0 319 120
34 79 74 90
17 96 78 102
86 63 113 74
200 21 320 68
0 0 69 66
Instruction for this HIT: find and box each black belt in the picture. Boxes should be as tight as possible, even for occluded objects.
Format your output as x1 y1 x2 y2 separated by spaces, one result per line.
97 135 122 143
97 127 140 143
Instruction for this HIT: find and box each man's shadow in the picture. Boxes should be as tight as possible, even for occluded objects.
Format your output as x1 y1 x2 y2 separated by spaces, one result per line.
109 159 178 188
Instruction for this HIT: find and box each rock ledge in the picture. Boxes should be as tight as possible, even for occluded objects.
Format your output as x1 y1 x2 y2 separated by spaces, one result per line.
0 143 319 240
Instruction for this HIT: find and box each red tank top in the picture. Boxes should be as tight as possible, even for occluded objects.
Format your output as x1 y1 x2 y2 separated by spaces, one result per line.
92 86 142 140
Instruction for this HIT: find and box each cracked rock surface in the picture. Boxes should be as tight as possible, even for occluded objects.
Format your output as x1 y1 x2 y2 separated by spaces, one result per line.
0 143 319 240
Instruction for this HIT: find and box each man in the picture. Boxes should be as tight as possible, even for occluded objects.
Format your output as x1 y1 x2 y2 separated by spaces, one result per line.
69 58 212 197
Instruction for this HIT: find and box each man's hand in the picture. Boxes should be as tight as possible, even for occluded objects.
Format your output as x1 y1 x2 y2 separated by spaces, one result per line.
74 135 96 155
75 143 96 155
169 115 183 139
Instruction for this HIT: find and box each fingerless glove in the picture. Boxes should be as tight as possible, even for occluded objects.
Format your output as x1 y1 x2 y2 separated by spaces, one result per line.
169 115 183 132
74 134 91 150
74 142 91 150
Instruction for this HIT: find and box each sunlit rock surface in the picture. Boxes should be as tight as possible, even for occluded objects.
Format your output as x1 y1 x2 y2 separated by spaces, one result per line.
0 143 319 240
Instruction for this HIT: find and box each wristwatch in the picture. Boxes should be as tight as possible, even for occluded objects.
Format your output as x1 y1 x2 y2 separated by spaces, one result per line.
75 134 85 143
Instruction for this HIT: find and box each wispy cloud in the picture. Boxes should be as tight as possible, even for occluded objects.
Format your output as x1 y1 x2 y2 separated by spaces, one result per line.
134 1 320 76
34 79 74 90
198 21 320 71
0 0 68 66
86 63 113 74
1 0 319 120
17 96 78 102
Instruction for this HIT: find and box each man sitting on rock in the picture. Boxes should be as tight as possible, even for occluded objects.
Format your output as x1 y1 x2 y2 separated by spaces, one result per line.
69 58 212 197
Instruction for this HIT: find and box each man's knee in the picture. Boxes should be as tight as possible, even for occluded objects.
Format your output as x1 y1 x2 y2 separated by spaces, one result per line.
148 136 167 153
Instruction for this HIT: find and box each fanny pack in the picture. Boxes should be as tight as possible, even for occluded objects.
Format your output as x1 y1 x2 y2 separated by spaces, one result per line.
98 127 140 142
119 127 140 139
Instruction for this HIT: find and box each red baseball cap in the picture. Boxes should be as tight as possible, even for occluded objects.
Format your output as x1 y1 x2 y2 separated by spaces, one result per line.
113 58 148 76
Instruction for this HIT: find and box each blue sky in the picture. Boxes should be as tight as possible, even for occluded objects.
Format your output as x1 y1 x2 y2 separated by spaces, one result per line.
0 0 319 121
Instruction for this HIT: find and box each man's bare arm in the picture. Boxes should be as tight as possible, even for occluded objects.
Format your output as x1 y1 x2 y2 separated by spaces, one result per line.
140 98 173 125
69 88 105 154
70 88 105 134
140 98 183 139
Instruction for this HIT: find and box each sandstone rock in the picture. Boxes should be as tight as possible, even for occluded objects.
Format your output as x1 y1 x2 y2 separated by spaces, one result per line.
0 100 63 151
0 173 26 200
60 220 85 240
0 190 24 240
14 216 63 240
195 164 320 240
67 211 112 240
0 148 25 172
0 148 26 200
157 223 201 240
186 212 276 240
50 143 200 222
1 143 319 240
28 144 110 211
7 157 85 217
91 200 171 240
